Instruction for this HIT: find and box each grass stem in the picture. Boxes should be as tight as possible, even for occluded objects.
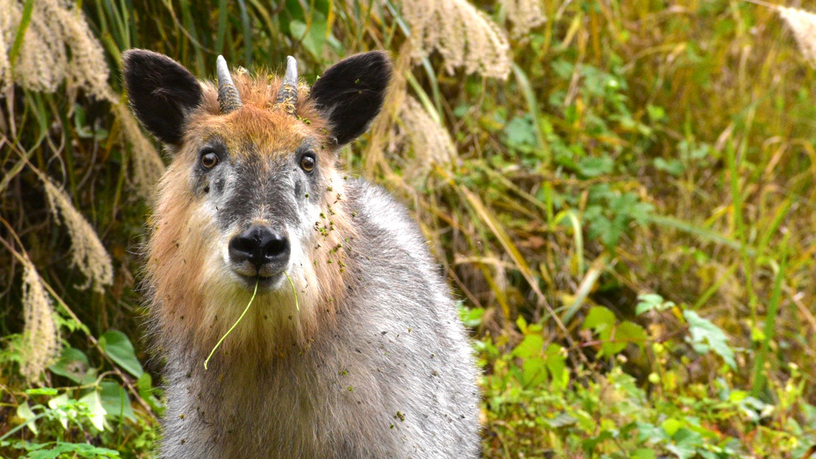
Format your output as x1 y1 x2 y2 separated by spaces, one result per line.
204 279 259 370
285 271 299 311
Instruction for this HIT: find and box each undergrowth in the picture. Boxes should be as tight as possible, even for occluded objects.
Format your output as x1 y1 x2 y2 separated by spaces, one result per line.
1 0 816 458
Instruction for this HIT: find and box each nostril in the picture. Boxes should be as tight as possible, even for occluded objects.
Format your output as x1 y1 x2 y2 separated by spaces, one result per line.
229 237 256 258
263 237 289 260
228 236 256 264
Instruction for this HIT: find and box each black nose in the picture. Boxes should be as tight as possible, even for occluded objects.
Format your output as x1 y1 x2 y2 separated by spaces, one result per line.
228 225 290 272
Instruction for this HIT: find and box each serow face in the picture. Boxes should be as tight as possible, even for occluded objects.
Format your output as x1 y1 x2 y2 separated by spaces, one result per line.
123 48 391 315
192 134 325 291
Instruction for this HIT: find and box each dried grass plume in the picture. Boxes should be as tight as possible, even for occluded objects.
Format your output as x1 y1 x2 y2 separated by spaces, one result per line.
401 0 511 79
779 6 816 67
20 260 61 383
0 0 13 92
42 175 114 292
113 103 166 200
1 0 113 99
399 95 457 177
502 0 546 39
2 0 164 197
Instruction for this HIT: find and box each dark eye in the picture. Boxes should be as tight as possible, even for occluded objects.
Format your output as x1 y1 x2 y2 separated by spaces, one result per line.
201 151 218 169
300 153 316 173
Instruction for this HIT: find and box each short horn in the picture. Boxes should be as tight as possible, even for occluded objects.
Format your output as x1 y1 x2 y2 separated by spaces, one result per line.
275 56 298 116
216 55 242 114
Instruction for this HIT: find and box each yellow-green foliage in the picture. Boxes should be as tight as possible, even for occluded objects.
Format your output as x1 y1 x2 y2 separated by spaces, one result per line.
1 0 816 457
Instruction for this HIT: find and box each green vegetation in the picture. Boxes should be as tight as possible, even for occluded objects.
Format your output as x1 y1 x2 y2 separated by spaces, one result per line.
2 0 816 457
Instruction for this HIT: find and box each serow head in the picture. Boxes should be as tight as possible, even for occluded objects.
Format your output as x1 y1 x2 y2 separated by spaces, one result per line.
123 49 392 293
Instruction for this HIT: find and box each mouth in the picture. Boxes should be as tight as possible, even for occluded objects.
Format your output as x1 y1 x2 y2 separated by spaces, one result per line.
232 272 285 291
226 250 290 291
229 260 287 291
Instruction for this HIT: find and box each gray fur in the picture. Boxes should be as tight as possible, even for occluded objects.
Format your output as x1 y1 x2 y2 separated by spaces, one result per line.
156 180 480 458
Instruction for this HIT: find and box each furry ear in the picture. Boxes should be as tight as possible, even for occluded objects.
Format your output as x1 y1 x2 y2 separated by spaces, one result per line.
308 51 392 145
122 49 203 146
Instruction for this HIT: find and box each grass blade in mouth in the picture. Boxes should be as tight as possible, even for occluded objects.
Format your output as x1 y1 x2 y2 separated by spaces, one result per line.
204 278 259 370
284 271 299 311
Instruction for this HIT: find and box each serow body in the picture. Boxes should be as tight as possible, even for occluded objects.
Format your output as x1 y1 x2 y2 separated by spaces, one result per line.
123 49 480 458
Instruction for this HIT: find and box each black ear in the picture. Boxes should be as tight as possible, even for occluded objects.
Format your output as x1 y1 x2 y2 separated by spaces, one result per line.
308 51 392 145
122 49 203 146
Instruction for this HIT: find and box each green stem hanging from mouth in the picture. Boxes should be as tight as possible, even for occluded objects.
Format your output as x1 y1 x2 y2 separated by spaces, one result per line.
203 273 300 369
204 278 259 370
284 271 299 311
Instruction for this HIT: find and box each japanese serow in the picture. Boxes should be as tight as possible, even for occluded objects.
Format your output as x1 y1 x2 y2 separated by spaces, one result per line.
122 49 479 458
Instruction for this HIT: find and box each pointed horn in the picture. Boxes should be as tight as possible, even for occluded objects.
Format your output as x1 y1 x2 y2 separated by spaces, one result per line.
216 55 242 113
275 56 298 116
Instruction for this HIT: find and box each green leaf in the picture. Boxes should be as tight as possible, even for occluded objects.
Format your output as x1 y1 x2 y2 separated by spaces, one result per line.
27 442 120 458
504 115 537 147
578 156 613 178
47 393 70 410
583 306 615 331
78 391 107 431
512 334 544 359
17 402 38 435
665 443 696 459
458 305 484 328
647 104 666 122
636 421 669 443
585 307 645 357
610 192 653 225
636 293 675 315
661 417 684 436
544 411 576 428
66 442 120 457
8 0 35 66
136 372 164 415
582 429 614 454
683 310 736 369
47 393 71 430
618 321 646 343
670 428 706 459
516 315 528 334
632 449 656 459
654 157 685 176
584 187 653 249
521 357 548 388
27 449 61 459
50 347 95 384
601 321 646 356
545 344 568 389
99 330 144 378
99 380 135 422
287 2 329 60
